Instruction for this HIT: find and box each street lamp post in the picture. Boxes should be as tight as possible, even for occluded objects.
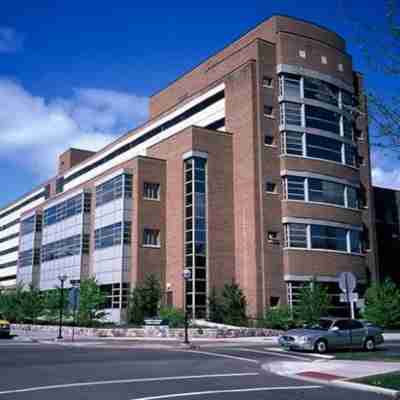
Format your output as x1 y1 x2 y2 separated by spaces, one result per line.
182 268 192 345
57 274 68 339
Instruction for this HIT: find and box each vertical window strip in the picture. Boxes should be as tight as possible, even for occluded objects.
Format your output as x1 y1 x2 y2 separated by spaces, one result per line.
184 157 207 319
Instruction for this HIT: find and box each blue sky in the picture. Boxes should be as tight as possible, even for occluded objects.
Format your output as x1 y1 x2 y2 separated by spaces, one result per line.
0 0 397 207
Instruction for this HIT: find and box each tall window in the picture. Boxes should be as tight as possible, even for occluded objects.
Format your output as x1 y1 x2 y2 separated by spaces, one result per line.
310 225 347 251
280 74 301 97
286 176 305 200
308 179 345 206
306 134 342 163
303 77 339 106
305 105 341 135
282 131 303 156
284 224 307 248
281 102 302 126
96 174 132 207
143 182 160 200
143 229 160 247
184 157 207 318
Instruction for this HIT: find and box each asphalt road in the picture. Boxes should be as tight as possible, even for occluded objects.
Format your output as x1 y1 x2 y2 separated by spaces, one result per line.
0 340 390 400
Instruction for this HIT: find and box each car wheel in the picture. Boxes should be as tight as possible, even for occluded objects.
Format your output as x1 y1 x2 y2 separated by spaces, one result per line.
314 339 328 354
364 337 375 351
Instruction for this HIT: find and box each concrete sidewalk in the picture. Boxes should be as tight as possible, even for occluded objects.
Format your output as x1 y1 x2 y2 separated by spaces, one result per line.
265 359 400 397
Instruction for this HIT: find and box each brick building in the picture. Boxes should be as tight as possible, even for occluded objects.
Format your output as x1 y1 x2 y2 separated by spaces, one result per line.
0 15 378 322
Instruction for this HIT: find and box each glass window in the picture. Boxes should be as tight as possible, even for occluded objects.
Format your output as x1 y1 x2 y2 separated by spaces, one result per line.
305 105 341 134
143 182 160 200
286 224 308 248
20 216 35 236
43 193 84 227
284 131 304 156
19 249 34 267
143 229 160 247
308 179 345 206
342 91 354 108
95 222 124 249
265 182 277 193
264 106 274 117
262 76 273 88
96 174 132 207
41 234 82 262
304 77 339 106
264 135 275 146
350 230 361 253
343 116 353 139
282 102 302 126
345 144 357 166
310 225 347 251
281 74 301 97
306 134 342 163
347 187 358 208
286 176 305 200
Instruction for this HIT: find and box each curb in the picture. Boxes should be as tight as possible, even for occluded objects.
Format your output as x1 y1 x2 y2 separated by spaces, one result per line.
264 362 400 397
332 379 400 398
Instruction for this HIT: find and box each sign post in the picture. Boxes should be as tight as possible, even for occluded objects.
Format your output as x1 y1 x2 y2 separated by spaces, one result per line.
68 287 80 342
338 272 357 319
338 272 357 351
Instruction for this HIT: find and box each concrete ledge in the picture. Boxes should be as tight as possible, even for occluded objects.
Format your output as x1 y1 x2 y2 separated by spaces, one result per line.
11 324 282 339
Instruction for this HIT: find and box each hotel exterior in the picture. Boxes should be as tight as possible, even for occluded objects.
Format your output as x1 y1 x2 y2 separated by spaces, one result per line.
0 15 379 322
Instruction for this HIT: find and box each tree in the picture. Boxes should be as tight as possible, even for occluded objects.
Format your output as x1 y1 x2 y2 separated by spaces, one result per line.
19 285 44 323
364 279 400 328
0 286 24 322
43 288 63 322
348 1 400 152
127 274 162 325
140 274 162 318
220 282 248 326
127 286 145 325
78 278 106 326
294 279 331 326
208 288 224 323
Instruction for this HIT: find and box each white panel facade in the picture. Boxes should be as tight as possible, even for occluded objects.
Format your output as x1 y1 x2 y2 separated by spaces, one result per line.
64 85 225 191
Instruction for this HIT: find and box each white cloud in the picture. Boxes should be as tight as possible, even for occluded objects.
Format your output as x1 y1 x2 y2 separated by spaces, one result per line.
370 149 400 190
0 27 23 53
372 167 400 190
0 79 148 178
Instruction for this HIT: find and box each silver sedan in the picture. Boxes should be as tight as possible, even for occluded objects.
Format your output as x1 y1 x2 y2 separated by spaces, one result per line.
278 318 384 354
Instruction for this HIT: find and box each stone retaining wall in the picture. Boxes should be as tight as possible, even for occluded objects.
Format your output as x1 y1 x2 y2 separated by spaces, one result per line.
12 324 282 338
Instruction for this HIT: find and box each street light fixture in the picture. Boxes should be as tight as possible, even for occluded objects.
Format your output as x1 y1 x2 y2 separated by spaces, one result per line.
182 268 191 345
57 274 68 340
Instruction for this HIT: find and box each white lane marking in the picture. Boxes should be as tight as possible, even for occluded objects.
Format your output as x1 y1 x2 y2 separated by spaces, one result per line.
184 350 260 363
264 347 335 359
0 373 259 396
230 347 312 361
129 385 322 400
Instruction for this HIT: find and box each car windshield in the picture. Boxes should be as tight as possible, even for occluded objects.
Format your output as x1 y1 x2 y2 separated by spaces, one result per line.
305 319 333 330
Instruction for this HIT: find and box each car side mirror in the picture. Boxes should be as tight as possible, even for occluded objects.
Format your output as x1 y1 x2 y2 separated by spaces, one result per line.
330 326 339 332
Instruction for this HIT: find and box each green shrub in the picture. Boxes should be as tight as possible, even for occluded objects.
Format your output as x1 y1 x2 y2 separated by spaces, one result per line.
294 279 331 326
259 306 294 330
159 307 185 328
364 279 400 328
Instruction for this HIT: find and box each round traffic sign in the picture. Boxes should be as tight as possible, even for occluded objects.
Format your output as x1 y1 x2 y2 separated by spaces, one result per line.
338 272 357 293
